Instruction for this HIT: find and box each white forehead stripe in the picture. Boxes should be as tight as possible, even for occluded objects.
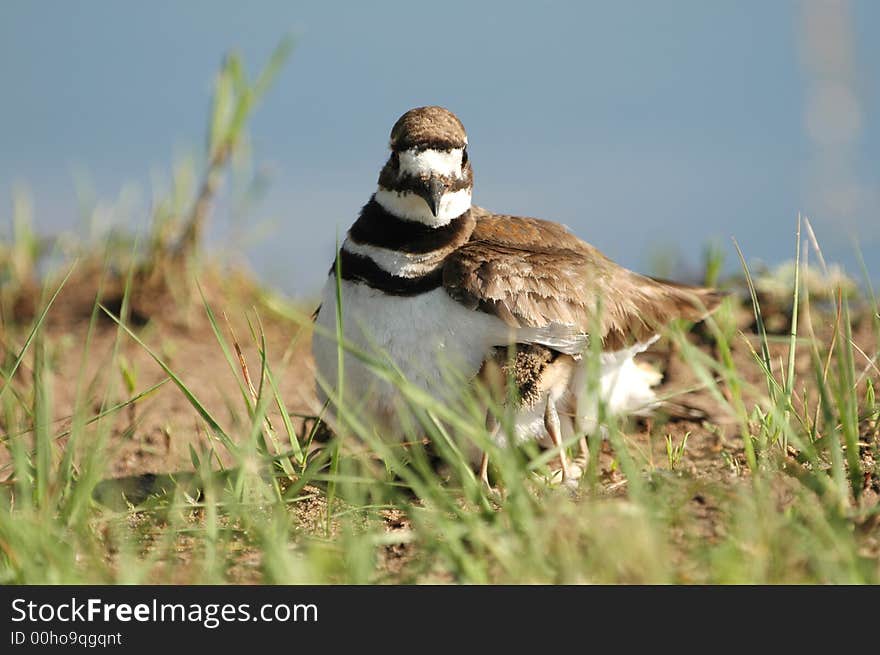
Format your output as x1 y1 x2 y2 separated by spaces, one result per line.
398 148 464 178
375 188 472 227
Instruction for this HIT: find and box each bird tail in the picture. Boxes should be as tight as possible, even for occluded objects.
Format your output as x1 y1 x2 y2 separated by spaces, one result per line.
645 277 727 323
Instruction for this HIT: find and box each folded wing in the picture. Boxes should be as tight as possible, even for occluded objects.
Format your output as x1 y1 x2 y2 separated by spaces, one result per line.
442 207 723 352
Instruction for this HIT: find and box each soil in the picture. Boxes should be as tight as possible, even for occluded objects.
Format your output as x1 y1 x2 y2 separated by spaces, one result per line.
1 265 878 582
4 270 314 474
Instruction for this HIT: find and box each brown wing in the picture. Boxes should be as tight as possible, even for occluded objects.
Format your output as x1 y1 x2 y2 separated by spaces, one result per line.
443 207 723 352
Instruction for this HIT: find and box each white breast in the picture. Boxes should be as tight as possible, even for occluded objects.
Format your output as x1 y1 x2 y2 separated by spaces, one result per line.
312 276 512 434
312 275 661 446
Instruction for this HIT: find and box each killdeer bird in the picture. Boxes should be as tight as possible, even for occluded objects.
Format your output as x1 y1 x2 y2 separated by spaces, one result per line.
312 106 721 483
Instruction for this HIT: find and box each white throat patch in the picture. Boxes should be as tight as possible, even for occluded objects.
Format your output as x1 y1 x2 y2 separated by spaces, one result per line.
375 187 472 227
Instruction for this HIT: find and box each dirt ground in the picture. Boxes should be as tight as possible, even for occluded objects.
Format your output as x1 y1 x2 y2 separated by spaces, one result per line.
2 267 878 581
3 268 316 476
6 270 879 479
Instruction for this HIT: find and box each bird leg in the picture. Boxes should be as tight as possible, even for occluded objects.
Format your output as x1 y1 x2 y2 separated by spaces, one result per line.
578 436 590 471
544 398 575 483
479 451 490 488
480 412 500 489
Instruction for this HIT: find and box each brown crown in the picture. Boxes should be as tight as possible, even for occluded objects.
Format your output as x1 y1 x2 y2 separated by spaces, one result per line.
389 106 467 152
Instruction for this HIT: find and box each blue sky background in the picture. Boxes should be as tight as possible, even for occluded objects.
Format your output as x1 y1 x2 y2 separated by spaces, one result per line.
2 1 878 295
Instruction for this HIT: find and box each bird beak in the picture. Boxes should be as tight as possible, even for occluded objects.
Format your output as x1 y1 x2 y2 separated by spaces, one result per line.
423 177 446 218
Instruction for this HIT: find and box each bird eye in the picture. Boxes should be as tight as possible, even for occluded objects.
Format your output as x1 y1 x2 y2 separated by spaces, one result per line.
461 147 469 165
390 152 400 170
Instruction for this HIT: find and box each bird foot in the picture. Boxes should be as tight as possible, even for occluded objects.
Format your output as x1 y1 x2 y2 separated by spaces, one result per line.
548 461 583 489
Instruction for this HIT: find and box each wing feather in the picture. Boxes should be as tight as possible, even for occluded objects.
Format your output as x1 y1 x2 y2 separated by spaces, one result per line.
443 207 723 352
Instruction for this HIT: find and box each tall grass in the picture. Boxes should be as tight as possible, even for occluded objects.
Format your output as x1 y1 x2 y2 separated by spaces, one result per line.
0 209 875 583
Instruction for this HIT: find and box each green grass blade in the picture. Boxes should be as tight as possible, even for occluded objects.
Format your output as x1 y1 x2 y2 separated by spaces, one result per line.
0 262 76 403
99 304 238 457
